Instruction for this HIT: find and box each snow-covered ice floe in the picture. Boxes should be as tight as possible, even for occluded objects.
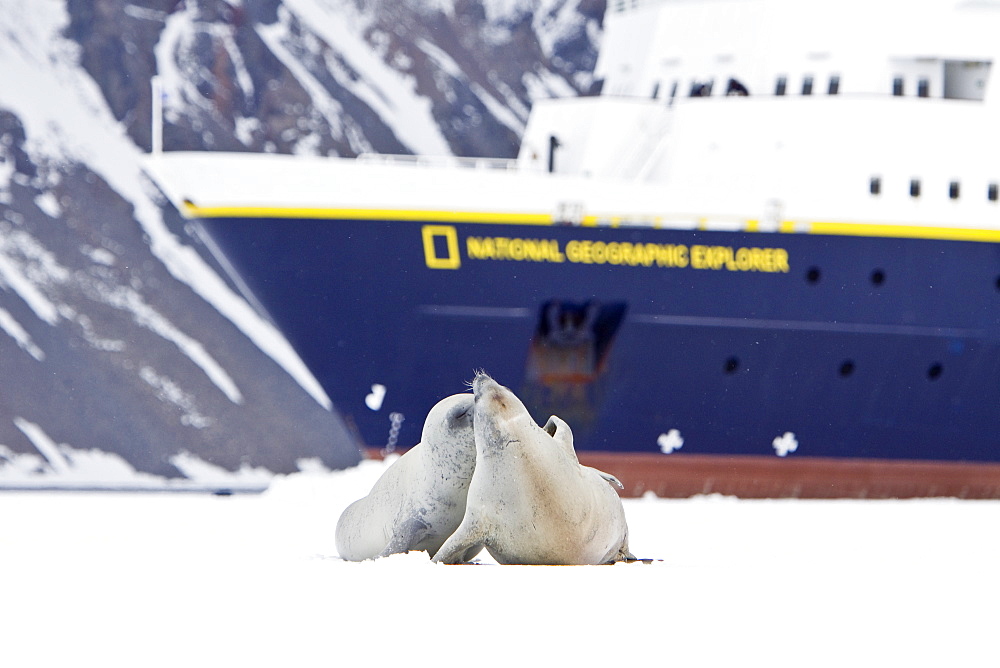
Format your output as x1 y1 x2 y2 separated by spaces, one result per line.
1 456 999 667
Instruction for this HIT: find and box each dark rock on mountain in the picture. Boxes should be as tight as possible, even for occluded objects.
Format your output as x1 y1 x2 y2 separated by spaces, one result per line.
63 0 602 157
0 107 360 481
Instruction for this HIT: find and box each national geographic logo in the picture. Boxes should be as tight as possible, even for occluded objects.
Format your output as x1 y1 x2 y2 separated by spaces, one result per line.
421 225 790 273
421 225 462 269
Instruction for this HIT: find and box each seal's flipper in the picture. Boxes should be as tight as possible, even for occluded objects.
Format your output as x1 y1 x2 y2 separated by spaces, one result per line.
604 473 624 490
431 520 486 564
614 529 636 563
583 465 624 489
618 545 637 562
458 544 484 563
599 539 638 564
542 415 580 463
377 516 431 558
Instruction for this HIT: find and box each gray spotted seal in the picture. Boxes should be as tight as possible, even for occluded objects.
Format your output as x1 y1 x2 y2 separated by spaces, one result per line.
432 372 634 565
335 393 480 561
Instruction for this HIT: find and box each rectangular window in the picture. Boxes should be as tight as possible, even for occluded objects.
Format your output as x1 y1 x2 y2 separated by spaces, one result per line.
802 76 814 95
949 181 960 199
989 183 998 202
893 76 905 96
917 77 930 97
910 179 921 198
828 75 840 95
775 76 787 96
869 176 881 196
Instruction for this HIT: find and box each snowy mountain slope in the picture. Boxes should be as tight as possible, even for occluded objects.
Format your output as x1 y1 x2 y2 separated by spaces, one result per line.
0 1 361 484
0 0 603 485
66 0 602 158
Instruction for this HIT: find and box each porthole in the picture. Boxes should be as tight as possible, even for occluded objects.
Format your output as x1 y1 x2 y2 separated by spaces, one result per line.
839 360 855 377
927 362 943 380
870 269 885 286
806 266 821 284
724 357 740 374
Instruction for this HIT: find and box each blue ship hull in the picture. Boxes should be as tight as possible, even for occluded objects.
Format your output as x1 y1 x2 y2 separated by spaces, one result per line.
196 215 1000 477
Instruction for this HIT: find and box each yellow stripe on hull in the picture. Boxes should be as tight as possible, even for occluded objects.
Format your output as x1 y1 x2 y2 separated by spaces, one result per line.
181 201 1000 244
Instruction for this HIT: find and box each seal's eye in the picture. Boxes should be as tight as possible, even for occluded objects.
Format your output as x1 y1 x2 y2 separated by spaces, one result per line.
450 402 473 422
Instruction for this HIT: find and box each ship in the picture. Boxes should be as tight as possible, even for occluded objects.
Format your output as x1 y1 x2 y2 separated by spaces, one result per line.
144 0 1000 498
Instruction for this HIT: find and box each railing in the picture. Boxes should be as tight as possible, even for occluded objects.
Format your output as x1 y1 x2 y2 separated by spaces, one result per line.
356 153 519 171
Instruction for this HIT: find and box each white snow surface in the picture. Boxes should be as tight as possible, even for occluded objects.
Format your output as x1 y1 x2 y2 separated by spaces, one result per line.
1 457 997 667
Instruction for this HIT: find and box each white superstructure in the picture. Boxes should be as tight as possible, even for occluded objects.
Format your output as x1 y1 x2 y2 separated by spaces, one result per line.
149 0 1000 239
518 0 1000 231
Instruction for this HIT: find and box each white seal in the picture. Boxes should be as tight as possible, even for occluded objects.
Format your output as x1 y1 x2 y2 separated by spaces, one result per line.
335 393 480 561
432 373 634 565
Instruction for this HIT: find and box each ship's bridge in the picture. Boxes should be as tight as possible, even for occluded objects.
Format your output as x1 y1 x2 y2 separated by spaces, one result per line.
517 0 1000 231
597 0 999 104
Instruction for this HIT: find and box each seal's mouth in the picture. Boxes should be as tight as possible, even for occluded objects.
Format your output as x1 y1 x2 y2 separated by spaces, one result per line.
472 372 507 407
471 370 496 397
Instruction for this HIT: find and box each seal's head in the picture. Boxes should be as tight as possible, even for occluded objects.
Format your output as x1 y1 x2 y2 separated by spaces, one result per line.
421 393 475 453
472 372 548 454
